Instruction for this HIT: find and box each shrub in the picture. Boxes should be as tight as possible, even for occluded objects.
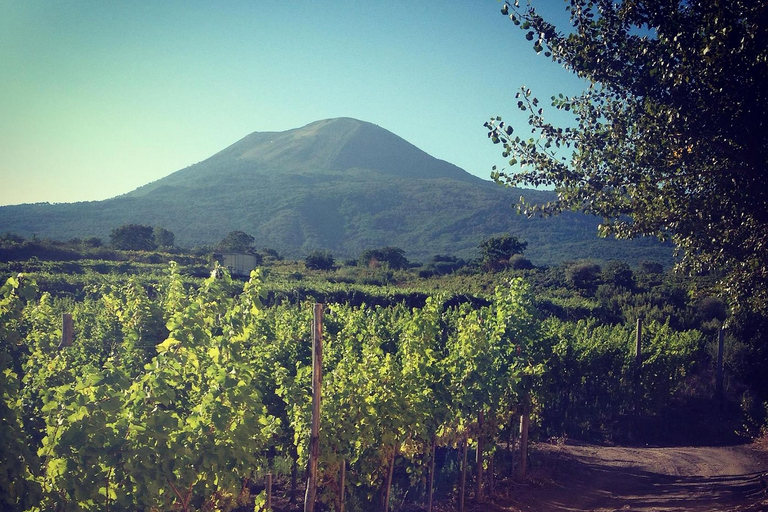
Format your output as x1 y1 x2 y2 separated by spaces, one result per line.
305 250 335 271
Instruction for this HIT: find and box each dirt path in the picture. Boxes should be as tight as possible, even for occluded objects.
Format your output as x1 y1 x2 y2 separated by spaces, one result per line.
497 441 768 512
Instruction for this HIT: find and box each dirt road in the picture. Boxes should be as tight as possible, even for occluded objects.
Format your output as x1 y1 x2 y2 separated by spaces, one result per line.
498 441 768 512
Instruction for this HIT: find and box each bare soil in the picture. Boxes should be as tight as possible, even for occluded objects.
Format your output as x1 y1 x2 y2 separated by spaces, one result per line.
481 439 768 512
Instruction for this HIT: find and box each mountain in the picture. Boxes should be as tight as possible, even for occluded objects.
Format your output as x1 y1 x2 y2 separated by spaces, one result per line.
0 118 672 265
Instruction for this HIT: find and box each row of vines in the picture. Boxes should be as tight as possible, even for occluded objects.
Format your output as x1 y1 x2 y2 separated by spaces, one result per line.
1 264 703 511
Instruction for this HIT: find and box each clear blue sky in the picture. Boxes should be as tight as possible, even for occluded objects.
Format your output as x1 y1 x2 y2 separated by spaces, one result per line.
0 0 584 207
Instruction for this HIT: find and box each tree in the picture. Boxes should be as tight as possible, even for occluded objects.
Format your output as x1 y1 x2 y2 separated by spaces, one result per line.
217 230 256 254
479 234 528 271
109 224 156 251
153 227 175 249
486 1 768 313
359 247 409 270
305 250 335 271
566 261 602 293
602 261 635 289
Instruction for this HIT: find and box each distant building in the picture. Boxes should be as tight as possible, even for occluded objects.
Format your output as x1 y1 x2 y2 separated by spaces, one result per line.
213 252 259 277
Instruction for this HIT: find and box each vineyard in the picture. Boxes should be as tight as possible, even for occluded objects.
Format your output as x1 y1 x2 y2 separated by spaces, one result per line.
0 261 711 512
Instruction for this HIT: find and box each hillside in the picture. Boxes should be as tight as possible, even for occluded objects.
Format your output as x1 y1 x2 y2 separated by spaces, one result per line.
0 118 672 265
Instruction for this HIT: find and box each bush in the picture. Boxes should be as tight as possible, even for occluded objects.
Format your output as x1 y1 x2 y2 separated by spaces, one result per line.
602 261 635 289
110 224 157 251
509 254 534 270
697 296 728 323
566 261 602 293
359 247 409 270
305 250 335 271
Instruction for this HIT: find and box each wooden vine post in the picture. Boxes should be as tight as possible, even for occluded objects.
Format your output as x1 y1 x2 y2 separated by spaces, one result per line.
634 317 643 415
460 435 468 512
304 304 324 512
476 409 484 503
339 459 346 512
716 325 725 400
383 445 397 512
489 449 494 495
266 473 272 511
635 317 643 367
427 436 436 512
519 401 529 478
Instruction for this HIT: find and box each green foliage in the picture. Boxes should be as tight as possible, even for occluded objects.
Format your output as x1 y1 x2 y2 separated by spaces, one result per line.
602 261 635 289
488 0 768 313
359 246 409 270
508 253 534 270
1 255 748 510
31 266 278 511
304 250 335 271
109 224 157 251
260 247 282 261
419 255 470 278
479 234 528 271
217 230 256 254
153 226 175 248
541 317 702 439
0 275 43 511
565 261 602 293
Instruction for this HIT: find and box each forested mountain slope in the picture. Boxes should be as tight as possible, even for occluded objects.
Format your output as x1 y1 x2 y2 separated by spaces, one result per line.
0 118 671 264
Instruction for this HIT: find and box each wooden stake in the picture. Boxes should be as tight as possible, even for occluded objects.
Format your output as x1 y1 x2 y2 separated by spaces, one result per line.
304 304 323 512
290 455 298 504
427 436 436 512
476 409 484 503
383 445 397 512
460 436 468 512
339 459 346 512
489 451 494 495
635 317 643 415
716 326 725 399
519 404 529 479
266 473 272 511
508 422 517 477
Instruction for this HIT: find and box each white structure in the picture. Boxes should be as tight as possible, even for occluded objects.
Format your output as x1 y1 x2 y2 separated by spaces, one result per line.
215 252 259 277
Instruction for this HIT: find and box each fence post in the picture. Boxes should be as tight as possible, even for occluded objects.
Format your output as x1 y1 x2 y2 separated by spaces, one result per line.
304 304 323 512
